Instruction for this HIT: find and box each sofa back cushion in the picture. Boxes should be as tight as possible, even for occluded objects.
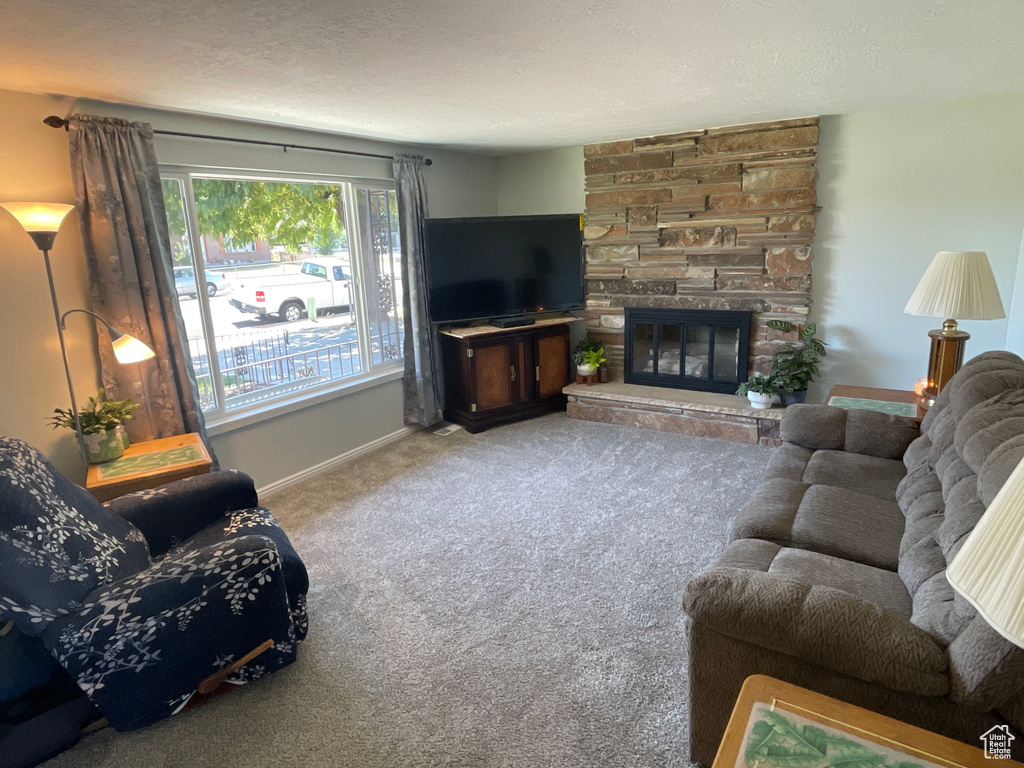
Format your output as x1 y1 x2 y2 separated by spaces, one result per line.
0 437 151 635
895 352 1024 708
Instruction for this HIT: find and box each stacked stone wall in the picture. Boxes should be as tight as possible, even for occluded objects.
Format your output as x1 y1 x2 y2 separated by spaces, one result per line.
583 117 819 379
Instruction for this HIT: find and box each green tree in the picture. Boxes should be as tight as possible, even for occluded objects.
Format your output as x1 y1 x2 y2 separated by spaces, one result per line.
192 179 346 255
161 178 349 261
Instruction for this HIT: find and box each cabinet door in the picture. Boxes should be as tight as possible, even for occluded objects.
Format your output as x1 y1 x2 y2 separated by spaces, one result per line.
535 329 569 399
471 340 515 412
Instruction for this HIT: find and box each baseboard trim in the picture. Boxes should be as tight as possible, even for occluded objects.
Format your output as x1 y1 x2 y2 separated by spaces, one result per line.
256 426 419 497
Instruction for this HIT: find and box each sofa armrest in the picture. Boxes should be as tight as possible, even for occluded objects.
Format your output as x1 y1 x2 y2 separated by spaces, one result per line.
780 404 920 460
682 567 948 696
104 470 259 557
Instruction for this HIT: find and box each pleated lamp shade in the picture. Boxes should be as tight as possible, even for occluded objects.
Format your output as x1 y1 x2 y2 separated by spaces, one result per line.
904 251 1005 320
947 456 1024 648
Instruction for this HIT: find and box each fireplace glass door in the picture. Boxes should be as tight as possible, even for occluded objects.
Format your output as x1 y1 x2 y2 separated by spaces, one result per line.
624 309 750 393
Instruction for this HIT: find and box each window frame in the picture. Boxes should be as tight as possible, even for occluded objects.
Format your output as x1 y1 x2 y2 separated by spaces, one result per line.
161 165 404 435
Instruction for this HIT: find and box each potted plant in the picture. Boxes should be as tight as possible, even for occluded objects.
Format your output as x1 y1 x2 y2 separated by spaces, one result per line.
573 337 606 378
736 373 777 410
767 320 827 406
50 388 140 464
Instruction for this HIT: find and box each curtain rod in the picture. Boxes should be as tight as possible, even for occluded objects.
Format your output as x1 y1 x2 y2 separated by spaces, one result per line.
43 116 432 165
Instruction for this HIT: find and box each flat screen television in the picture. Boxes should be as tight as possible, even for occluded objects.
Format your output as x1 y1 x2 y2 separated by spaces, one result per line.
424 213 584 324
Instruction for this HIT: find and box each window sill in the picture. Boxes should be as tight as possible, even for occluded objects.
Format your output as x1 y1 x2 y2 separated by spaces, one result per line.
203 366 404 436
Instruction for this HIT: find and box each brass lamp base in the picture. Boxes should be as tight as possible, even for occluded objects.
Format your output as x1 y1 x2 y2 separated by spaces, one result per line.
927 319 969 394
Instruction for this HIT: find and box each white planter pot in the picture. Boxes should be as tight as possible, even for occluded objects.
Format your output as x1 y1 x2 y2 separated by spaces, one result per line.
577 364 597 377
747 391 774 410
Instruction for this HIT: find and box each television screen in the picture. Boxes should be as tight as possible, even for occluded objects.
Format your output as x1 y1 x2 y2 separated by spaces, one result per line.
424 214 584 324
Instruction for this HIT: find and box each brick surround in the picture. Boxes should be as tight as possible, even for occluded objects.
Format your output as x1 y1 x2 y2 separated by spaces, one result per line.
583 117 820 381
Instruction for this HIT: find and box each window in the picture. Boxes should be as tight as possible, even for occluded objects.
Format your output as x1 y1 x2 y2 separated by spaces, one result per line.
161 172 404 426
301 262 328 279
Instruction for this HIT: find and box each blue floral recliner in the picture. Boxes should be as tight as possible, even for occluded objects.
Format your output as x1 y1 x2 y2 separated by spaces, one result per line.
0 437 308 731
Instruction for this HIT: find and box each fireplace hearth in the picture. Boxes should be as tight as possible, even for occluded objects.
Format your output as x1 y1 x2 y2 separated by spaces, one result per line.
624 308 750 394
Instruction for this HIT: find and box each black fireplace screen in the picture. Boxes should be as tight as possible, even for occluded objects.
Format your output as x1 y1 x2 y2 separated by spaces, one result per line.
624 308 751 393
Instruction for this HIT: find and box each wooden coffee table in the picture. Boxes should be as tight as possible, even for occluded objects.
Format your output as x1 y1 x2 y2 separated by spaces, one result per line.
714 675 1020 768
86 432 212 502
826 384 926 424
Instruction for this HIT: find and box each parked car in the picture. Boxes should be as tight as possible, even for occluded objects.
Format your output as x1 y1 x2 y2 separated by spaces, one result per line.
229 258 352 322
174 266 233 298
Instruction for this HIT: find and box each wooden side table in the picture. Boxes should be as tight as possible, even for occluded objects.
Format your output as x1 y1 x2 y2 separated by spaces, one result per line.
713 675 1020 768
86 432 212 502
826 384 926 424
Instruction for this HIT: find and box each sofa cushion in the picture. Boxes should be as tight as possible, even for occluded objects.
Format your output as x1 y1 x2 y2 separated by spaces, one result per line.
779 406 846 451
844 411 921 460
895 460 940 510
765 443 907 500
949 618 1024 711
768 547 912 617
709 538 912 616
780 405 919 460
802 450 907 500
954 390 1024 464
762 442 814 484
976 434 1024 508
0 438 151 635
731 478 904 571
902 434 932 475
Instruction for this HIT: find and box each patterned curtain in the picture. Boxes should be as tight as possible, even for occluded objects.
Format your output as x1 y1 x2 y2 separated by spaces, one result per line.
393 154 442 427
68 115 216 464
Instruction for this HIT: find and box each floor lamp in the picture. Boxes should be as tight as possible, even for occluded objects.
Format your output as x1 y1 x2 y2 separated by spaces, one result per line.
1 202 155 466
904 250 1005 395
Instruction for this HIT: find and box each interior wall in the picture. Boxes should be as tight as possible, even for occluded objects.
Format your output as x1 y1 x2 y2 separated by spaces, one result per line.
496 147 585 216
813 92 1024 398
1004 225 1024 359
0 90 101 484
0 87 500 488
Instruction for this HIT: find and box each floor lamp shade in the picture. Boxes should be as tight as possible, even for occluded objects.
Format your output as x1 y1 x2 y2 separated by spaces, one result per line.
904 251 1005 393
947 455 1024 648
0 202 75 250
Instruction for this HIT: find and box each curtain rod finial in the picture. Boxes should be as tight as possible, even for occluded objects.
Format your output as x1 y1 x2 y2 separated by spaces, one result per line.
43 116 70 131
425 158 433 166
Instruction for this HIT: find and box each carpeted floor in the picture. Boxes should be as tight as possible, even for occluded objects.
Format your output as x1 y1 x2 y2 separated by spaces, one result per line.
45 413 771 768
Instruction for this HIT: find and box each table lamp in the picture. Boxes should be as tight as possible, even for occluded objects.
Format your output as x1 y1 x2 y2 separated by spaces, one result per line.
947 454 1024 648
904 251 1004 394
1 202 155 465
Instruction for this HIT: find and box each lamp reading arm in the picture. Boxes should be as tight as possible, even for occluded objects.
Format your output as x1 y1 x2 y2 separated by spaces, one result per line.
60 309 156 364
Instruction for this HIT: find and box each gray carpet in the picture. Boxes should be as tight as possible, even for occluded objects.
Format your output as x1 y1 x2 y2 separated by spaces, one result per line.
46 413 771 768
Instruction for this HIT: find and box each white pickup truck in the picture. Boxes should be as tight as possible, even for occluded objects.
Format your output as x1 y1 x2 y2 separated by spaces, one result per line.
229 258 353 322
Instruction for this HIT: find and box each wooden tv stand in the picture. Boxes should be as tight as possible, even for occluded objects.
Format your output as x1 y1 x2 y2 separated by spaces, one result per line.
439 317 581 433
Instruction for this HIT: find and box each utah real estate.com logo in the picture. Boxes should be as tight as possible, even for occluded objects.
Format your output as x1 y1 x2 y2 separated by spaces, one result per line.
981 725 1015 759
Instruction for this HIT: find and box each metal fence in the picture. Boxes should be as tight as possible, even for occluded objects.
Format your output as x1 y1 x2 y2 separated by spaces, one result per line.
189 328 369 410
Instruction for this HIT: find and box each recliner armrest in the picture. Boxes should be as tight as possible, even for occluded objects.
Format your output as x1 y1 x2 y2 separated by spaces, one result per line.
682 567 948 696
104 470 259 556
41 533 296 731
780 404 920 459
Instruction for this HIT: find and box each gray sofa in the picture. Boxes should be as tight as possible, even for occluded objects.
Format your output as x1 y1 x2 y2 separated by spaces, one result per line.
683 351 1024 765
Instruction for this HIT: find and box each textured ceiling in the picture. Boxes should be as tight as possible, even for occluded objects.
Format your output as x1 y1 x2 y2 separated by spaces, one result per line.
1 0 1022 152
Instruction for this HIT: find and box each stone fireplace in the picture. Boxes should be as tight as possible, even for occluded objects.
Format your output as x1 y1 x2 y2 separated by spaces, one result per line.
564 116 819 447
582 116 819 379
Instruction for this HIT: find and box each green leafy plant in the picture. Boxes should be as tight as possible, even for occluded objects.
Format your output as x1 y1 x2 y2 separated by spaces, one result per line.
573 337 604 366
49 388 140 435
767 320 827 394
736 372 777 396
581 348 606 370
